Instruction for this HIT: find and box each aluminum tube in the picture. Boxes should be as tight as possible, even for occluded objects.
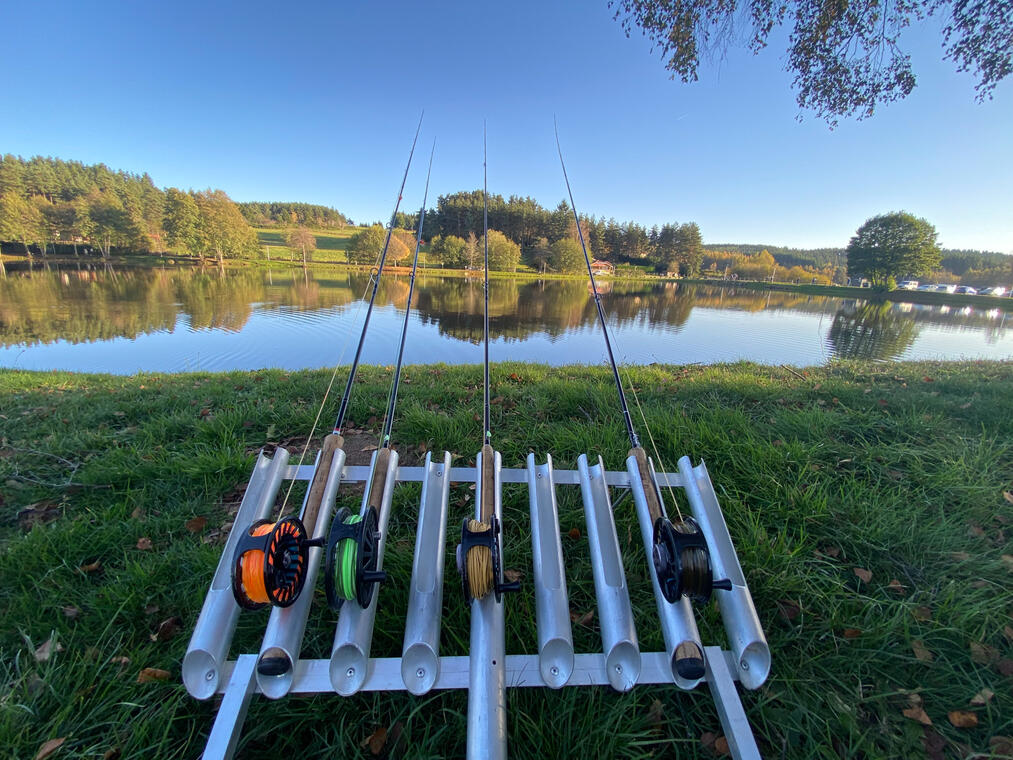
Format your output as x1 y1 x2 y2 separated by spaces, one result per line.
576 454 640 692
401 451 452 695
678 457 770 690
184 449 290 699
526 453 574 688
328 449 399 696
467 448 506 760
255 447 346 698
626 454 705 690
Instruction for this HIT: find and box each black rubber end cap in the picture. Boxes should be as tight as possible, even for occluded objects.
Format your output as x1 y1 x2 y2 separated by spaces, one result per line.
675 657 706 681
256 656 291 677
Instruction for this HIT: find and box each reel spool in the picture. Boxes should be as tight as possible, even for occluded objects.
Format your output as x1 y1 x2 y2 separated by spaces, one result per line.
652 516 732 604
457 515 521 604
324 506 386 610
231 517 312 610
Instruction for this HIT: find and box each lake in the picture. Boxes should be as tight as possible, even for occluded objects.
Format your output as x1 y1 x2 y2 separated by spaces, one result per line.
1 264 1010 373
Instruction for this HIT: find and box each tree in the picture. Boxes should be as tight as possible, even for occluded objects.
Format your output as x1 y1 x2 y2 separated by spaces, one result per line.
86 190 129 259
194 189 259 264
611 0 1013 124
846 212 941 288
524 236 553 273
285 226 317 264
480 229 522 272
548 238 586 273
430 234 467 268
164 188 201 255
346 225 410 265
0 191 43 255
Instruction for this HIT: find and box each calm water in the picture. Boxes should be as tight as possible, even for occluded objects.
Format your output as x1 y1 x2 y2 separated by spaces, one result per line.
1 264 1010 373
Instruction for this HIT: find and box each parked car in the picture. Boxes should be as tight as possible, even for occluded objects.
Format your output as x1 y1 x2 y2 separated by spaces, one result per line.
935 284 957 293
955 286 978 295
898 280 920 290
980 286 1007 296
917 284 936 291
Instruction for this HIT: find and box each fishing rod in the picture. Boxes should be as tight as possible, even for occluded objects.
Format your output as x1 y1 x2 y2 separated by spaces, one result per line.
324 140 436 611
457 126 519 605
230 115 423 612
553 123 730 622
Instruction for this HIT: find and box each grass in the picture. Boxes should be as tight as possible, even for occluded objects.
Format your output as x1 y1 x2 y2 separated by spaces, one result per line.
1 361 1012 759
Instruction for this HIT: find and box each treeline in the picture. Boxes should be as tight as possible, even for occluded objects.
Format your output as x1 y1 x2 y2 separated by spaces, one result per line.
0 155 258 262
400 190 706 276
239 202 350 229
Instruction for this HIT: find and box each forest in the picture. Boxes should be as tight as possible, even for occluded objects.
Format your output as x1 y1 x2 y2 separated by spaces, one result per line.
0 154 1008 285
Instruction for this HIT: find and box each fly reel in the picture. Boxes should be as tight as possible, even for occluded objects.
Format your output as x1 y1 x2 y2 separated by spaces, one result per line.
324 506 386 610
457 515 521 603
652 516 732 604
231 517 313 610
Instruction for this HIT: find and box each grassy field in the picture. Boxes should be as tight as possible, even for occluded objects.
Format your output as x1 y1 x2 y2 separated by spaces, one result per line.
2 361 1012 759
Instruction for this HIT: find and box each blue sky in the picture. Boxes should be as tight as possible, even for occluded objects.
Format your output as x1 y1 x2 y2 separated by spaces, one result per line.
2 0 1010 251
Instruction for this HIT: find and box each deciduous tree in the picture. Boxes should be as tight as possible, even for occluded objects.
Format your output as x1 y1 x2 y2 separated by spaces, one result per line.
285 226 317 265
480 229 522 272
846 212 942 288
549 238 586 273
346 225 410 265
611 0 1013 124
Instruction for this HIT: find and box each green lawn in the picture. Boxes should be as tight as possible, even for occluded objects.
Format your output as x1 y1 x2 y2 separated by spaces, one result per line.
1 361 1011 758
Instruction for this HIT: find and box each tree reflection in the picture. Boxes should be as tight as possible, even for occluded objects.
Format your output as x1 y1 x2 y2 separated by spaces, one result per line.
827 301 920 360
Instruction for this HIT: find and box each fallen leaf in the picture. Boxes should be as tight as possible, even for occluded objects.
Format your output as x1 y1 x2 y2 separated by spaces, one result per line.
1004 491 1013 505
503 569 523 583
903 706 932 725
567 527 581 540
970 641 999 665
771 439 784 447
700 732 717 751
509 373 521 382
1004 625 1013 643
912 605 932 622
34 635 63 662
646 698 665 728
842 628 862 639
990 736 1013 756
131 507 144 520
103 748 122 760
777 599 801 621
822 545 841 558
949 552 971 561
968 523 985 538
960 401 973 409
62 606 81 619
17 501 61 530
853 567 873 583
714 736 730 755
923 376 934 382
110 656 130 667
360 726 386 755
970 688 994 706
34 737 66 760
360 445 378 453
948 710 978 728
136 537 152 551
922 726 946 760
971 579 989 588
887 579 907 594
575 610 594 627
185 516 207 533
1001 555 1013 572
878 399 888 407
912 640 934 662
996 658 1013 676
136 667 170 683
150 616 182 643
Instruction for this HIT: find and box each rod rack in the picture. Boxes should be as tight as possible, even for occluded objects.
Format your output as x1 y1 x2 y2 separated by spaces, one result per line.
187 451 769 760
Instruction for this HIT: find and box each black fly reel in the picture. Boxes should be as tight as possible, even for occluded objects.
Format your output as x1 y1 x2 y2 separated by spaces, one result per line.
231 516 313 610
651 516 732 604
457 514 521 604
324 506 386 611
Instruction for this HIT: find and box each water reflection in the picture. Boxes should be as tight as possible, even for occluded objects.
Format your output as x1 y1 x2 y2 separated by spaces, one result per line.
0 265 1009 372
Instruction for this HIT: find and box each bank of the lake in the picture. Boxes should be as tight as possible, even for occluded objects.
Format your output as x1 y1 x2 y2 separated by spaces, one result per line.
2 361 1011 759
